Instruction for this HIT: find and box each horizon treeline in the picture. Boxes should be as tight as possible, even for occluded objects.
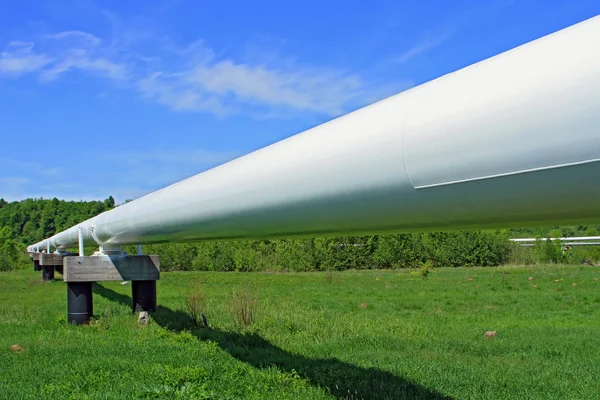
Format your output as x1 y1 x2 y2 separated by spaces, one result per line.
1 197 599 272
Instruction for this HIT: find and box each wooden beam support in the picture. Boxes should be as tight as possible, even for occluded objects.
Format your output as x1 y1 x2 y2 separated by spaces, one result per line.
39 253 63 266
28 252 40 261
63 255 160 282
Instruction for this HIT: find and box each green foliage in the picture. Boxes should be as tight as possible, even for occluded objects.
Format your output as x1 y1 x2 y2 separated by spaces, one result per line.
193 242 236 271
2 197 600 270
418 260 432 279
534 230 565 264
145 243 198 271
423 230 512 267
372 234 424 268
0 227 23 271
0 197 115 246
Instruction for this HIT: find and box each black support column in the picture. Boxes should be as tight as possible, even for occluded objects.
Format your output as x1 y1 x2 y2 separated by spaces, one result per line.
42 265 55 281
33 260 41 272
132 280 157 312
67 282 93 325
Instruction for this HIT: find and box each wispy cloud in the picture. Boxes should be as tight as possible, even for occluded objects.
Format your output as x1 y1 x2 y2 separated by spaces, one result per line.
44 30 102 46
139 55 363 116
394 32 452 64
39 50 129 81
0 28 370 118
0 42 53 76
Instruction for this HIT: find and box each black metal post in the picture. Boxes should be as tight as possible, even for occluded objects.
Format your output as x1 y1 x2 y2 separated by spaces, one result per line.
42 265 54 281
33 260 41 272
67 282 93 325
132 280 157 312
54 264 63 274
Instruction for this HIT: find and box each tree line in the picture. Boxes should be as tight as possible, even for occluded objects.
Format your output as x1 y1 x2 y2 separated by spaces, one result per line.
1 197 599 271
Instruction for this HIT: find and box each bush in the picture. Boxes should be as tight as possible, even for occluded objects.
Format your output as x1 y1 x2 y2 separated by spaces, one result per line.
0 227 24 271
422 230 511 267
193 242 235 271
275 239 316 271
183 285 207 327
227 284 259 330
534 230 565 264
372 234 423 268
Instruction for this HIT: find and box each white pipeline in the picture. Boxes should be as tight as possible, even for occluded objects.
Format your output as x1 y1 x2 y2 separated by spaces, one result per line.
29 16 600 252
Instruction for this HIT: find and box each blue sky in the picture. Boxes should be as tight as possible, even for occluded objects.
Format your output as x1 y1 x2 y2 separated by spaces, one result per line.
1 0 598 203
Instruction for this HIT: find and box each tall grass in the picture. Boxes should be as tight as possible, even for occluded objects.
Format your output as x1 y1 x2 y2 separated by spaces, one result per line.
227 283 259 330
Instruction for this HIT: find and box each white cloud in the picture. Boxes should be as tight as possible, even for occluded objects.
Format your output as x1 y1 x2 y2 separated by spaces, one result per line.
45 30 102 46
0 32 128 82
138 42 364 117
39 49 129 81
394 32 452 64
0 42 53 76
185 60 363 115
1 29 372 117
137 72 228 114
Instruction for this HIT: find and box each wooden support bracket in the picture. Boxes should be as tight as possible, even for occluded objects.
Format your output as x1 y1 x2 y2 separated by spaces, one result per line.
63 255 160 282
39 253 63 266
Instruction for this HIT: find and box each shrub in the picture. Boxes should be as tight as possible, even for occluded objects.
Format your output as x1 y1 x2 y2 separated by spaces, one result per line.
183 285 207 327
372 234 423 268
275 239 316 271
534 230 565 264
423 230 511 267
193 242 235 271
227 284 259 330
0 227 22 272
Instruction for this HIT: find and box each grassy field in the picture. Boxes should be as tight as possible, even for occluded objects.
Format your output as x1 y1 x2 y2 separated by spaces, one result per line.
1 265 600 399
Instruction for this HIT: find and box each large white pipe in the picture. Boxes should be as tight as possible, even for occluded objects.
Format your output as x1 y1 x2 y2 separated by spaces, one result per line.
29 16 600 252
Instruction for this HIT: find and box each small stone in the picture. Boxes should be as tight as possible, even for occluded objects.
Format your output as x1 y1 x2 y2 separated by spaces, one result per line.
138 311 150 325
360 303 368 309
120 281 129 285
533 284 538 288
555 280 560 283
468 278 474 281
11 344 24 352
528 277 534 281
572 283 577 287
594 278 598 281
483 331 497 338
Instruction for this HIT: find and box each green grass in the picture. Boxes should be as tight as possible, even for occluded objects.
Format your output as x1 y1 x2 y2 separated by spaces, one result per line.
1 265 600 399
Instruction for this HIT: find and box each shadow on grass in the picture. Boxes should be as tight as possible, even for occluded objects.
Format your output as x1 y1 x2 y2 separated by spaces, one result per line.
94 283 452 400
